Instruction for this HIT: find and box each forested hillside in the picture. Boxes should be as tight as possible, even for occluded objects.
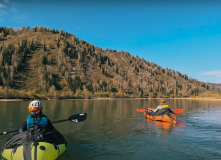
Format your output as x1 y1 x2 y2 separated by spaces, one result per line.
0 26 218 99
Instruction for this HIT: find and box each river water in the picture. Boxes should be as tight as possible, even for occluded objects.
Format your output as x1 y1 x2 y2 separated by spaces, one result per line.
0 99 221 160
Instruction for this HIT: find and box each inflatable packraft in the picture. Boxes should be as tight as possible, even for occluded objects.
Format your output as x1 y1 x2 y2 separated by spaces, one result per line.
1 126 67 160
144 108 177 123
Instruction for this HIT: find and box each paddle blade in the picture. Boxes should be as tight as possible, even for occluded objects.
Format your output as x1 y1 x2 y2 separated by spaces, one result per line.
136 109 147 112
173 109 183 113
68 113 87 122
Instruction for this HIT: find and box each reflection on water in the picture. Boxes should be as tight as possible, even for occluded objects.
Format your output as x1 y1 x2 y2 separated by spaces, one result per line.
140 119 185 138
0 99 221 160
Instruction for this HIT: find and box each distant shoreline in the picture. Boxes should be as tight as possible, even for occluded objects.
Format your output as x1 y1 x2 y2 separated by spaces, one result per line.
0 99 24 101
1 97 221 101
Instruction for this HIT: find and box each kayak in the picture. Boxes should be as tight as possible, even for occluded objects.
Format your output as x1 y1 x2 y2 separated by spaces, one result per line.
1 126 67 160
144 108 177 124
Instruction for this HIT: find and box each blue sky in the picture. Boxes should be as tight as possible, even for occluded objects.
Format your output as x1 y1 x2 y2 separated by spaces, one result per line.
0 0 221 83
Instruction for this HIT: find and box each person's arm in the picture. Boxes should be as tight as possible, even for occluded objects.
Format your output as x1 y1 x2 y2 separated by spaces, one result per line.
19 120 27 133
47 119 54 130
153 105 162 112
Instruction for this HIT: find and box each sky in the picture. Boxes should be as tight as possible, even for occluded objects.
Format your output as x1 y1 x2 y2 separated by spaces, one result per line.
0 0 221 83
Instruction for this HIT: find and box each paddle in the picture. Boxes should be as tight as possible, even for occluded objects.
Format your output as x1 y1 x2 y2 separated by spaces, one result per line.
0 113 87 135
52 113 87 123
173 109 183 113
136 109 183 113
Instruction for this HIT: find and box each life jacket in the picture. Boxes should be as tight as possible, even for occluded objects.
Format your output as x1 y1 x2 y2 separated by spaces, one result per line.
161 105 169 109
27 115 48 130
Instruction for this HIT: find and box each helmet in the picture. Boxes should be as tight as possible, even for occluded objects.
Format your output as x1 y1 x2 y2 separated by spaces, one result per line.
28 100 42 113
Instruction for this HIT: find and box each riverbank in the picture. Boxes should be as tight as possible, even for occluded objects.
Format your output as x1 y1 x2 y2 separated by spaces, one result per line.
0 99 24 101
1 88 221 101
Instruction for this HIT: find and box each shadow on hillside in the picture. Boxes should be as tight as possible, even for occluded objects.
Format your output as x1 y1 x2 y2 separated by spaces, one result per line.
18 60 31 73
13 74 23 89
0 38 6 41
50 60 57 66
52 74 62 90
15 54 33 88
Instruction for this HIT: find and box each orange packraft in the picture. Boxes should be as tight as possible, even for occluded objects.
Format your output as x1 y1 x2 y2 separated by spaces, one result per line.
144 108 177 124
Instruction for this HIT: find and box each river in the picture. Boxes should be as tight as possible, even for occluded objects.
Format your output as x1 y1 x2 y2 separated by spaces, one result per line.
0 99 221 160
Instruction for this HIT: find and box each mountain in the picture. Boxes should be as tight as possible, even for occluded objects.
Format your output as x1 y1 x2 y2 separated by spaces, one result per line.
207 83 221 92
0 26 218 99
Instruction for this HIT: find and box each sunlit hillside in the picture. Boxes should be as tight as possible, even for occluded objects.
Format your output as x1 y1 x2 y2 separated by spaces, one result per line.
0 26 218 99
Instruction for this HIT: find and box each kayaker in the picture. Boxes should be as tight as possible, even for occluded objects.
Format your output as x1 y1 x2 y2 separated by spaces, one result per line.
145 99 170 115
19 100 54 132
144 99 176 123
152 99 168 112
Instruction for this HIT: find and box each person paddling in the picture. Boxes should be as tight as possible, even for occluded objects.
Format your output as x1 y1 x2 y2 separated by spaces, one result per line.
145 99 172 116
145 99 169 112
19 100 54 132
153 99 169 112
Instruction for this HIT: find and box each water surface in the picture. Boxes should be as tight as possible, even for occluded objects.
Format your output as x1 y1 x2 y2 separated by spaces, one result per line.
0 99 221 160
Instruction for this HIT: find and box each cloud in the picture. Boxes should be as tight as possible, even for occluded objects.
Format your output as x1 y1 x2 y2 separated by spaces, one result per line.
0 3 5 7
0 4 6 15
200 70 221 83
4 0 9 3
0 19 3 21
200 70 221 77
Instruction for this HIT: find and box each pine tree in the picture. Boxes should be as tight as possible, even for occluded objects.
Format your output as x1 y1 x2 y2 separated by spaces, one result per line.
42 53 48 65
0 53 3 66
9 66 14 85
